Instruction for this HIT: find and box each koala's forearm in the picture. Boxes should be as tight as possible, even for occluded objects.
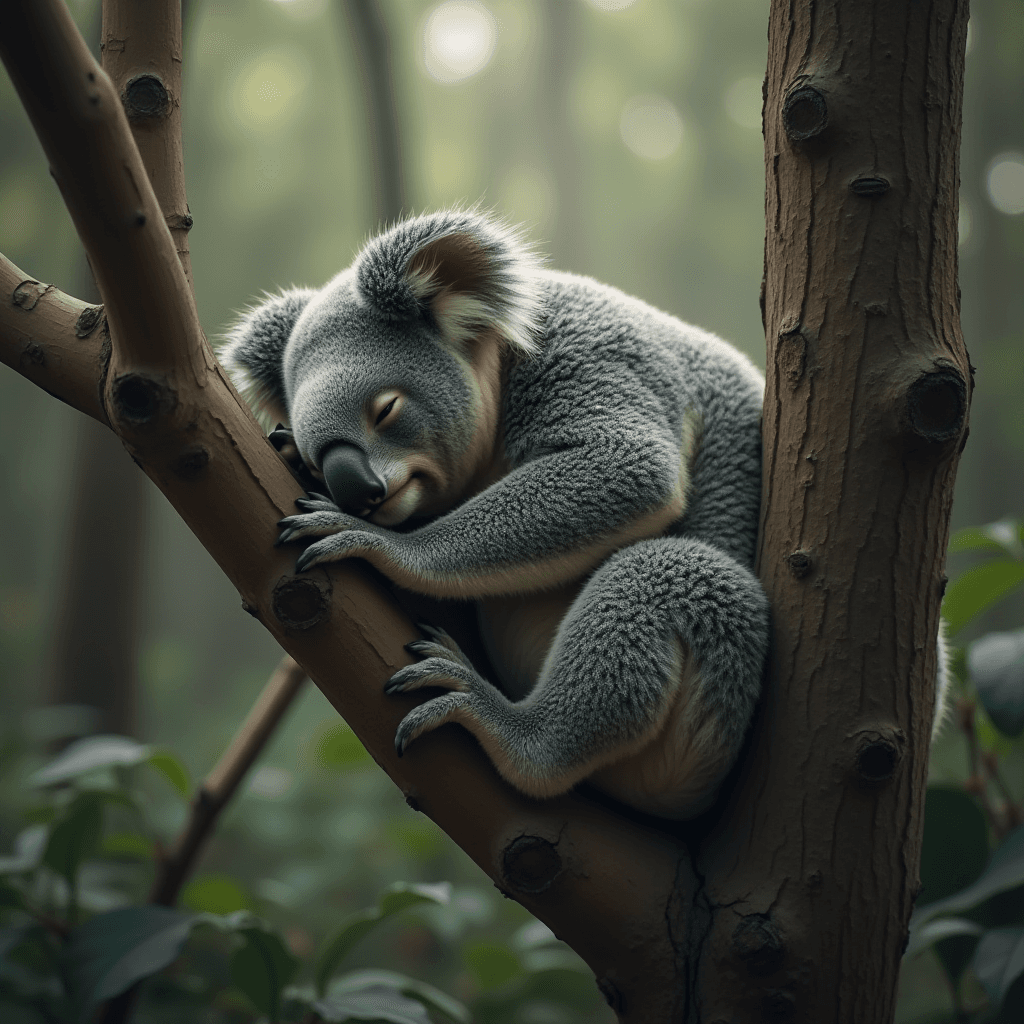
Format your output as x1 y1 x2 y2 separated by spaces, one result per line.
366 444 689 597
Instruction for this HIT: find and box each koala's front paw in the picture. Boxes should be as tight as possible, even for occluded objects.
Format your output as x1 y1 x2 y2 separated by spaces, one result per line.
387 625 490 755
277 497 384 572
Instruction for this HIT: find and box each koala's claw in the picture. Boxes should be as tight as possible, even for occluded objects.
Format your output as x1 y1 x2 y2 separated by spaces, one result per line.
394 692 472 757
385 656 475 696
295 494 339 512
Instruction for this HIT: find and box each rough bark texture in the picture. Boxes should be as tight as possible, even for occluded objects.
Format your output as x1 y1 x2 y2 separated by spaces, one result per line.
687 2 971 1021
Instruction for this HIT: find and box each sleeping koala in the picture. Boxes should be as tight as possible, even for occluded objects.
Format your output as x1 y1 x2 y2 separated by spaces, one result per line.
221 210 770 819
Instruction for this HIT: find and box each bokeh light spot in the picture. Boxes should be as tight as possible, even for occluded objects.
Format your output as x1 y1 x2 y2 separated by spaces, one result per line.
228 48 310 132
422 1 497 84
620 94 684 161
986 153 1024 216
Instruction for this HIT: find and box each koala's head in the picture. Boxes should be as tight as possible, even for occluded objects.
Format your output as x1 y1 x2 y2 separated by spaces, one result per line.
220 210 543 526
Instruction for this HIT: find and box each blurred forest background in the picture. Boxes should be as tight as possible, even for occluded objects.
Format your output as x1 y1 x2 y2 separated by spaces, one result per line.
0 1 1022 1021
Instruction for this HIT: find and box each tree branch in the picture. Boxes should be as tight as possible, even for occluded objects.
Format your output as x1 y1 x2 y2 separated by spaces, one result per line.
0 6 691 1017
151 655 307 907
0 252 108 423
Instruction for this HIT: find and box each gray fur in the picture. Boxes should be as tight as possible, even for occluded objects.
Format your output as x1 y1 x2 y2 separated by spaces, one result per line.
224 210 772 819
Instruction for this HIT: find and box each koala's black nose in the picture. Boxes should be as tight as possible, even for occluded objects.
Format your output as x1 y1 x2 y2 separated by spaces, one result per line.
321 442 387 512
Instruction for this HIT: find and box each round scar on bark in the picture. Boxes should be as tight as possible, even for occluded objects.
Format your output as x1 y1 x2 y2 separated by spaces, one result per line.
112 373 177 423
906 368 967 443
173 444 209 480
123 73 169 120
786 550 812 578
732 914 785 976
501 835 563 894
850 176 891 196
854 730 905 784
75 305 103 337
782 86 828 141
272 575 331 630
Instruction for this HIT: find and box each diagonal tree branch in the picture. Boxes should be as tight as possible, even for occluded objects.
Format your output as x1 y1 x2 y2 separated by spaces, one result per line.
0 5 691 1017
0 252 108 423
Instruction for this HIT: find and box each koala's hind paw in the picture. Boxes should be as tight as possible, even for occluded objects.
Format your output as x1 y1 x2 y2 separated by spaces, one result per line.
385 656 476 696
393 692 474 757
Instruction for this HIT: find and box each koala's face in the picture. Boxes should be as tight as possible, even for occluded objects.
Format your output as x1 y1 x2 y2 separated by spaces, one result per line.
282 275 503 527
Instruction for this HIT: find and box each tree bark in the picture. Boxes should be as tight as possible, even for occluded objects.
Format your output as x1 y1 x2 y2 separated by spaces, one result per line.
0 0 972 1020
687 1 971 1020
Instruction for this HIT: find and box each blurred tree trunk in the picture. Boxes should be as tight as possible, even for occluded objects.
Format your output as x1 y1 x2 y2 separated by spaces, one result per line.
339 0 406 226
539 0 585 272
956 3 1024 534
45 3 147 741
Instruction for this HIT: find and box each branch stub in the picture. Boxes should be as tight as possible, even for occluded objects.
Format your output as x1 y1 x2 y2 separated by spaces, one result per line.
905 366 967 444
501 834 563 894
782 86 828 141
123 73 170 121
786 550 813 578
75 305 104 337
853 728 906 785
272 574 332 630
731 913 786 976
850 176 891 197
13 280 49 310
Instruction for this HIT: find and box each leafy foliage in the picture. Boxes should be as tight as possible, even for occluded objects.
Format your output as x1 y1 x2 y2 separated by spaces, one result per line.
904 519 1024 1021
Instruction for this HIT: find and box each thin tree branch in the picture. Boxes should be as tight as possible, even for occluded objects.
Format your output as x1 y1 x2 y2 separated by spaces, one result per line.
0 252 108 424
101 0 195 292
150 656 308 907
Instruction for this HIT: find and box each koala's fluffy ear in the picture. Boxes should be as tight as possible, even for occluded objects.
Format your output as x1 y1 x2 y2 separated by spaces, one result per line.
219 288 315 429
355 211 544 356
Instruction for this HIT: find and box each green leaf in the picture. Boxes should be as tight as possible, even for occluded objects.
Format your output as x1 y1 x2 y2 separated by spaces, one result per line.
146 750 191 798
942 561 1024 635
314 985 431 1023
972 926 1024 1011
906 917 984 958
181 873 251 915
0 825 48 875
919 787 989 907
913 826 1024 927
463 941 523 991
314 883 451 996
312 723 372 771
62 906 196 1022
326 970 470 1024
100 832 155 861
42 794 104 885
969 630 1024 738
949 520 1024 559
229 926 298 1021
30 736 149 787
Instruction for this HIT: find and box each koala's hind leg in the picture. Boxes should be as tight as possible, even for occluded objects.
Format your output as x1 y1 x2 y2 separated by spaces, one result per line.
388 535 769 819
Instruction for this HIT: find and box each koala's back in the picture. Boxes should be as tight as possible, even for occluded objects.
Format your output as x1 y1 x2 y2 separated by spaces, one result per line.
503 271 765 568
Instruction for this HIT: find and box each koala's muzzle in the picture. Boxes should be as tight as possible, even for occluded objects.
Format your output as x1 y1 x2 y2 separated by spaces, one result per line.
321 442 387 513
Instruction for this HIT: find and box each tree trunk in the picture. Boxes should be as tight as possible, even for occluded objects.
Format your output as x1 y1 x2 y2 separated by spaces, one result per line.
0 1 971 1019
686 1 971 1019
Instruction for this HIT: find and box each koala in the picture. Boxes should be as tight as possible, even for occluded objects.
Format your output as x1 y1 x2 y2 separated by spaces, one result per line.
220 209 773 820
